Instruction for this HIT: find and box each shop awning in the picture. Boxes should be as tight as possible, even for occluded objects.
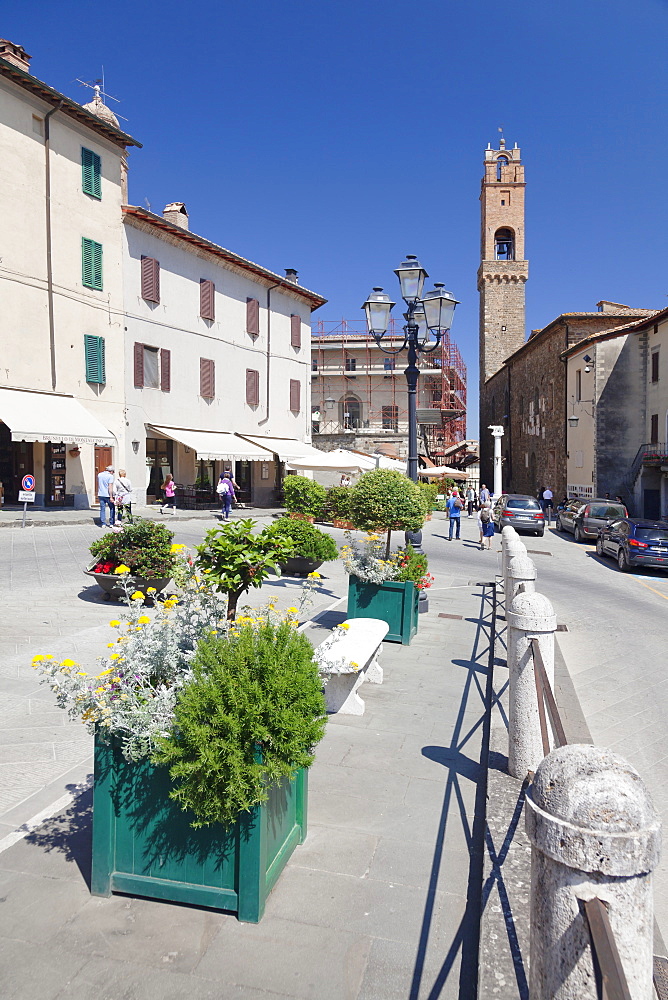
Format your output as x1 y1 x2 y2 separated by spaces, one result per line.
235 435 327 463
149 427 271 462
0 387 115 445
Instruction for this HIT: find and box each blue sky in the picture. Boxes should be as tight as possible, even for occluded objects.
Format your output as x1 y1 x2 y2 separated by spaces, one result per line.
4 0 668 435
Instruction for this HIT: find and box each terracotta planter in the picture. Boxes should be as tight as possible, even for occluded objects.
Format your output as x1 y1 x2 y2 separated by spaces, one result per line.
288 513 315 523
332 519 355 530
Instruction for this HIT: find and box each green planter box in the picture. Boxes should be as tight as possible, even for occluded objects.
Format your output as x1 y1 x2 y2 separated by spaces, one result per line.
91 734 307 922
347 575 419 645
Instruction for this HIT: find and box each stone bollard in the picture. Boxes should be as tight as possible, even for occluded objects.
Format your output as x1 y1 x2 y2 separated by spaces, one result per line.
525 744 661 1000
503 534 527 601
507 590 556 779
506 553 537 603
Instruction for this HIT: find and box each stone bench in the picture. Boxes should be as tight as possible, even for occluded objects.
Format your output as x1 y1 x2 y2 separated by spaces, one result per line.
315 617 389 716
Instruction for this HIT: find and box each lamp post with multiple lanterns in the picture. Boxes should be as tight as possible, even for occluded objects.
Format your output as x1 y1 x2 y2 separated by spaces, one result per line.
362 256 459 483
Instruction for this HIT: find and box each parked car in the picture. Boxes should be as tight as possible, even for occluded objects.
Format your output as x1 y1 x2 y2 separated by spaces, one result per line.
596 518 668 572
492 494 545 536
555 498 627 542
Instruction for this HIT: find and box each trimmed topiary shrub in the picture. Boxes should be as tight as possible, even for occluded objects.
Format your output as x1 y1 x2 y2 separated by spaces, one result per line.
264 517 338 561
349 469 427 555
282 475 327 518
324 486 352 521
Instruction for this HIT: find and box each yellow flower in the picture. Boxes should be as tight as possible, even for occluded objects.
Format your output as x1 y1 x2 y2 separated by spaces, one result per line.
76 671 88 677
307 571 321 579
170 544 186 553
114 565 131 575
339 623 350 630
286 607 298 614
107 643 115 648
98 668 113 677
131 591 144 601
110 653 121 661
138 615 150 624
32 655 45 663
147 587 157 594
350 661 359 670
109 620 120 628
111 676 121 683
60 659 77 667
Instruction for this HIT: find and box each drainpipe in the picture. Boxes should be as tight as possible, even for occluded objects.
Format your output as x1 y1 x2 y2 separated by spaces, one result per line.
258 282 280 427
44 101 63 391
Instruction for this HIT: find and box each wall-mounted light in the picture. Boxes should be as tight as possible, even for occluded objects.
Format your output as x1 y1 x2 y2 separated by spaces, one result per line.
132 440 140 454
583 354 593 373
325 396 336 411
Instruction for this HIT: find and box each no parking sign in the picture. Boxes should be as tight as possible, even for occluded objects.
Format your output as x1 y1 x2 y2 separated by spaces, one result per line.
19 474 35 525
22 475 35 491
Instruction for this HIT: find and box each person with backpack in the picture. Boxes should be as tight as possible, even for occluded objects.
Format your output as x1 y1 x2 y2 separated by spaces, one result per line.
446 488 464 540
478 501 495 550
217 472 235 520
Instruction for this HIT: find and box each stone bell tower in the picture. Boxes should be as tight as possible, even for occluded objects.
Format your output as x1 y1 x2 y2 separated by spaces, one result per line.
478 139 528 385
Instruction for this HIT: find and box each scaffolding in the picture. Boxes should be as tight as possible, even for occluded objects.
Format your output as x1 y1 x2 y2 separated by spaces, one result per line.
311 319 467 458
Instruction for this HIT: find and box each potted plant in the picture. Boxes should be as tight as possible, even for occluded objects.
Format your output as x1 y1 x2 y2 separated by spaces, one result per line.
282 474 327 523
348 469 427 557
195 518 296 619
85 518 178 599
33 573 326 923
264 516 339 576
325 486 355 529
418 482 439 520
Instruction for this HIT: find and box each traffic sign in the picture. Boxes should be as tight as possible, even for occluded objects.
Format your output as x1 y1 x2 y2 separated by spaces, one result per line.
18 491 36 503
21 475 35 491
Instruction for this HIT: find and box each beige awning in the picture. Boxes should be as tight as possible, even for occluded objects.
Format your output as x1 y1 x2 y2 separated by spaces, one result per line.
235 435 326 463
149 426 271 462
0 387 114 445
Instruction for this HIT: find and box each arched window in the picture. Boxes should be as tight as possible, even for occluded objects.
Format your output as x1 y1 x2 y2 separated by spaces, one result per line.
496 155 509 181
495 227 515 261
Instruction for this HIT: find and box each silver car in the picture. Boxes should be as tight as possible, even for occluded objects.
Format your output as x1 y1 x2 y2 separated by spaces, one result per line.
492 494 545 536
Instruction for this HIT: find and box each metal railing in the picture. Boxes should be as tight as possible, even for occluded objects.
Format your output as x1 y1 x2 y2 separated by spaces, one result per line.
529 636 633 1000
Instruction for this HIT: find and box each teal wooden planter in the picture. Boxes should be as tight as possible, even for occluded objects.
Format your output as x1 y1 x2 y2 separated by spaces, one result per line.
91 734 307 922
347 575 419 644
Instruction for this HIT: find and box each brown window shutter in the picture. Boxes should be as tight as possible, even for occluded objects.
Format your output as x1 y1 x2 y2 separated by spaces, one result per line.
246 369 259 406
200 358 215 398
141 257 160 303
289 379 300 413
200 279 215 320
134 342 144 387
160 349 171 392
246 297 260 336
290 314 301 348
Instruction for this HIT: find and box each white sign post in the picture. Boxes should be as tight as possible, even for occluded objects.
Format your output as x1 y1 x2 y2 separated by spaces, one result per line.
20 475 35 528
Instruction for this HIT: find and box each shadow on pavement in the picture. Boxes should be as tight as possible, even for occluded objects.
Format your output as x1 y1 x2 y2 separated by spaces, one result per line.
24 784 93 890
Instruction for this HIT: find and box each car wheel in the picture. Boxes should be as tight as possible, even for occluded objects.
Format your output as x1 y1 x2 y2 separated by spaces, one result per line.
617 548 629 572
535 530 544 537
555 516 562 531
596 537 604 557
574 525 583 543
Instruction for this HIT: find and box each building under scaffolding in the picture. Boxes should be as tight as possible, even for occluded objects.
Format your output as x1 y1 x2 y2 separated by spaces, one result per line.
310 319 467 462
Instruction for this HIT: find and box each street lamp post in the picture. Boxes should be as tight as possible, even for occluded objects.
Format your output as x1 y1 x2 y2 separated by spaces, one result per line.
362 257 459 483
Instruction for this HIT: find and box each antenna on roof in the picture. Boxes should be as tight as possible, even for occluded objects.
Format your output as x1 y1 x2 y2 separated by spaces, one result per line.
75 73 129 121
144 197 151 212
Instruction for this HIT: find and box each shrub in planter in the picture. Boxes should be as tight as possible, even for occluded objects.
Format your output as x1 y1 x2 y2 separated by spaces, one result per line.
89 518 176 579
324 486 352 523
196 519 295 619
418 482 439 511
282 475 327 519
153 620 326 827
264 517 339 565
348 469 427 556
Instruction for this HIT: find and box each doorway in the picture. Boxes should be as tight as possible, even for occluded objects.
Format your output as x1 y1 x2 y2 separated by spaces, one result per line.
340 396 362 429
644 488 661 520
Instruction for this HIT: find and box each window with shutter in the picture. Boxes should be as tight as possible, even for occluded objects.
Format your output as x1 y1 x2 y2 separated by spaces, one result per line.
290 314 301 349
143 346 160 389
246 369 260 406
160 349 171 392
289 379 300 413
141 256 160 303
134 342 144 387
82 238 103 290
81 147 101 199
200 279 215 321
200 358 215 398
246 298 260 336
84 335 106 384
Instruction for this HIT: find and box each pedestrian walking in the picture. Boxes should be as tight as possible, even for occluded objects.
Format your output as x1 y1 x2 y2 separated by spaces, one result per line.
160 473 177 514
446 488 463 540
479 483 491 505
478 502 495 550
542 486 554 525
216 472 235 520
113 469 134 523
465 486 475 517
97 464 115 527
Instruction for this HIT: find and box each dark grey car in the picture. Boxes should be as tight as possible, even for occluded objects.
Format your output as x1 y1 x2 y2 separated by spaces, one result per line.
556 498 627 542
492 494 545 536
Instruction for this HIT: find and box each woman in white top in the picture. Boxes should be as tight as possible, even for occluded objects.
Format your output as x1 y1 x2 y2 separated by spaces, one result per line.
113 470 134 522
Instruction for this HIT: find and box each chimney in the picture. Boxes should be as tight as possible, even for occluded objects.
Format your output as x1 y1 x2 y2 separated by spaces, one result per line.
163 202 189 230
0 39 32 73
597 300 631 313
284 268 299 284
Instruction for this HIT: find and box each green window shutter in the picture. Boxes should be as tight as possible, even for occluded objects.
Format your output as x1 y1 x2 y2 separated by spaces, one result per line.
84 335 106 383
81 147 101 199
82 238 103 290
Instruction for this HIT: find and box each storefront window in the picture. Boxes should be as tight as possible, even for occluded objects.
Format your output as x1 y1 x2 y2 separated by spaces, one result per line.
146 438 173 499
